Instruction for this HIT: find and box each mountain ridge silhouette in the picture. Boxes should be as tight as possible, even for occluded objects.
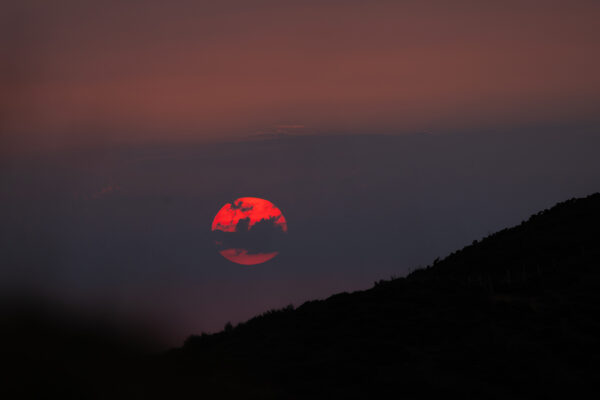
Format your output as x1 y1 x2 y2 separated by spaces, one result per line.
171 192 600 398
3 193 600 398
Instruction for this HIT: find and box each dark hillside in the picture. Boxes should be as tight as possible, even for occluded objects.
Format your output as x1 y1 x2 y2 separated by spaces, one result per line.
409 193 600 286
167 194 600 399
3 194 600 399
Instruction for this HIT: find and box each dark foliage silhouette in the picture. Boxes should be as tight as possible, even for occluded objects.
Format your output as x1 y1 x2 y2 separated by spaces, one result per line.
3 193 600 398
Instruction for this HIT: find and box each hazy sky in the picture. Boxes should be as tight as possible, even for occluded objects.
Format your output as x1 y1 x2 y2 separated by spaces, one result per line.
2 130 600 344
2 0 600 152
1 1 600 345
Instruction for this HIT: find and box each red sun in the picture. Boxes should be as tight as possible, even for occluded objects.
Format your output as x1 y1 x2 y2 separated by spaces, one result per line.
211 197 287 265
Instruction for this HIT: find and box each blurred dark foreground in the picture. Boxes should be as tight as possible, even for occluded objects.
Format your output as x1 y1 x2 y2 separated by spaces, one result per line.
3 193 600 399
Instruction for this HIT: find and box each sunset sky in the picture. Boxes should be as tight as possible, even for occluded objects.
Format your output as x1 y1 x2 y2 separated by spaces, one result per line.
1 1 600 345
2 0 600 151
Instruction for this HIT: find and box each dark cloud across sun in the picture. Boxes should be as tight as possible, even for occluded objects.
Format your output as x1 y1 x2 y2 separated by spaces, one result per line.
212 197 288 265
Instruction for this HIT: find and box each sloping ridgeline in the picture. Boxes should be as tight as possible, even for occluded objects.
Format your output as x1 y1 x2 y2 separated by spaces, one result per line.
159 193 600 399
3 194 599 399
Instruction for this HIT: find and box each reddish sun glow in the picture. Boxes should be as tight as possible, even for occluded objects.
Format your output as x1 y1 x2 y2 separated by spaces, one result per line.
218 249 279 266
211 197 288 233
211 197 287 265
